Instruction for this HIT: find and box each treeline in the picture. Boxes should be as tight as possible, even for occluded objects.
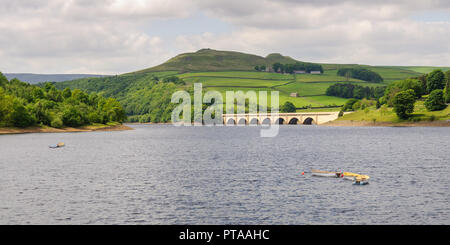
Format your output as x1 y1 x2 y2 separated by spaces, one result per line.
254 65 266 71
337 68 383 83
55 73 185 123
272 62 323 74
326 83 386 99
0 72 126 128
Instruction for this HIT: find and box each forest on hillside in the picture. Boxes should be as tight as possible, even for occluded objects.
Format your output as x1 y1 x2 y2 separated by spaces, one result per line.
0 72 126 128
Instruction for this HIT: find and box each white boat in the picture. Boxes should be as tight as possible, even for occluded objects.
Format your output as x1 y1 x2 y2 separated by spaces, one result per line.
49 142 65 149
311 169 342 178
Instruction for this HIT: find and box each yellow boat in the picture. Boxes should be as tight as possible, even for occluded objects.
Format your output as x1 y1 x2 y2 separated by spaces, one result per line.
49 142 65 148
343 172 370 180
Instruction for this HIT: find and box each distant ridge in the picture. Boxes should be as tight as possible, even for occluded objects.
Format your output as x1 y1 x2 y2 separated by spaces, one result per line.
4 73 109 84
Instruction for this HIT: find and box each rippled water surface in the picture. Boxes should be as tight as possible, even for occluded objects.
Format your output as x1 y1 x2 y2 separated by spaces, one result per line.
0 125 449 224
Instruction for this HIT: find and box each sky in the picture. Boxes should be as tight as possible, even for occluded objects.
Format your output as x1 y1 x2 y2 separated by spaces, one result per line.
0 0 449 74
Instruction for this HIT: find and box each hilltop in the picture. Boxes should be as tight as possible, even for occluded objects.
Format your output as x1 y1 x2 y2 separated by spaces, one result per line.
134 49 299 73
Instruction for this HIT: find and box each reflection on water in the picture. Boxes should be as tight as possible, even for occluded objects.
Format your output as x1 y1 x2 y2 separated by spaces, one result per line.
0 125 449 224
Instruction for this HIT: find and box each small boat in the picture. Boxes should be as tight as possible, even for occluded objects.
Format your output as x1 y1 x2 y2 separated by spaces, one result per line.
343 172 370 180
353 177 370 185
343 172 370 184
49 142 65 149
311 169 343 178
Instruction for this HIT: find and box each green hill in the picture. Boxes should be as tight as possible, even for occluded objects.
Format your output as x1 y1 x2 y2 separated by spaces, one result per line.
53 48 449 123
135 49 300 73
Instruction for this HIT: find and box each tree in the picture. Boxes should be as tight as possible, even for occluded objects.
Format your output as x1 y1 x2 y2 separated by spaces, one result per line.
11 99 35 127
280 101 296 112
392 89 416 119
342 99 359 111
71 89 89 104
62 105 85 127
62 88 72 99
50 116 64 128
32 87 45 101
352 101 361 111
424 89 447 111
337 68 383 83
273 63 283 73
445 70 450 103
44 82 55 92
254 66 260 71
426 69 445 93
0 72 8 87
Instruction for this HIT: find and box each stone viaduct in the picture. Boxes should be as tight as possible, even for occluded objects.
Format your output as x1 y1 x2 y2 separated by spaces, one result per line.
222 112 340 125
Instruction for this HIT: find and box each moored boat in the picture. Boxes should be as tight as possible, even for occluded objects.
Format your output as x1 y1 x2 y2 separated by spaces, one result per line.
49 142 65 148
342 172 370 181
310 170 370 185
311 169 343 178
353 177 370 185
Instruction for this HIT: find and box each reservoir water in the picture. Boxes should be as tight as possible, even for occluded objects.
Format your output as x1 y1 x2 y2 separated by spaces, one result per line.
0 125 449 224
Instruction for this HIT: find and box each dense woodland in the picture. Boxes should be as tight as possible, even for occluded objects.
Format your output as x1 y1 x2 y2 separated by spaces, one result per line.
0 72 126 128
337 68 384 83
272 62 323 74
54 73 180 123
326 83 386 99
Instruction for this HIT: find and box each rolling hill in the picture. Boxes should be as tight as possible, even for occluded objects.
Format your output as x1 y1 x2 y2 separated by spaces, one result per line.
4 73 109 84
52 48 449 123
134 49 299 73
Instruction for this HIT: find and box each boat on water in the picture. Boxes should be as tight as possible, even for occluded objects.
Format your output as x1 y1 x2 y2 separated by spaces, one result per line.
342 172 370 181
49 142 65 148
311 169 343 178
353 178 370 185
311 169 370 185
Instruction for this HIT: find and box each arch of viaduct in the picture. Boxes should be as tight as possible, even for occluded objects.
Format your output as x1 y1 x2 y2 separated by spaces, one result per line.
222 112 340 125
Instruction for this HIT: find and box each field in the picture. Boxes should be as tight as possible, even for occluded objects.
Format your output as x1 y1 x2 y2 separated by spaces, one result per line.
176 69 391 109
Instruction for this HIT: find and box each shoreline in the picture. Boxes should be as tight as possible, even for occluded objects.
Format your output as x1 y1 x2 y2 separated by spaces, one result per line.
323 120 450 127
0 124 134 135
128 121 450 127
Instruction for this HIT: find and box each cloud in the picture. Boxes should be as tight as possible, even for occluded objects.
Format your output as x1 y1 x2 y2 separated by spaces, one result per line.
178 0 450 66
0 0 192 74
0 0 448 74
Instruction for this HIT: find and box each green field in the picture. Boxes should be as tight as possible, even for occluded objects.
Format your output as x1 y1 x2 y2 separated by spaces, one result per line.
177 69 388 108
178 71 293 80
183 76 290 88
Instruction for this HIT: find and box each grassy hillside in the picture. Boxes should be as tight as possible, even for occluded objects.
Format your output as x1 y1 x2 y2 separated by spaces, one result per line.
135 49 300 73
54 48 448 122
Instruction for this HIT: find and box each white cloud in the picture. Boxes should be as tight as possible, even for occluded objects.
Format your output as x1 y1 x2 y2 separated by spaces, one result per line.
0 0 448 74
